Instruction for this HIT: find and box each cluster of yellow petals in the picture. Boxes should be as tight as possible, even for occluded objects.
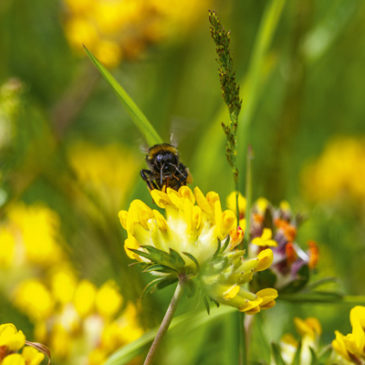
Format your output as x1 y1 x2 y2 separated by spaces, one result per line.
12 267 143 364
332 306 365 363
302 137 365 204
119 186 241 267
203 249 277 314
63 0 211 66
0 323 44 365
251 228 278 247
0 203 64 271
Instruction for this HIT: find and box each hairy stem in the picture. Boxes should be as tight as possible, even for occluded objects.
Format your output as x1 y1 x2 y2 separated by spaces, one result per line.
143 280 184 365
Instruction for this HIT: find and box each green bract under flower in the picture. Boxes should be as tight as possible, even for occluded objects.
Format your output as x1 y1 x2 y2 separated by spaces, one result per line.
119 186 278 314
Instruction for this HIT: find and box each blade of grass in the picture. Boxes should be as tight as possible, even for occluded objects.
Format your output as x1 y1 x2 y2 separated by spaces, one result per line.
83 46 163 146
192 0 286 186
105 306 234 365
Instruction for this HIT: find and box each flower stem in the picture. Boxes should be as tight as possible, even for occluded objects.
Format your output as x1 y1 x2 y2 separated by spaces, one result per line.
143 279 184 365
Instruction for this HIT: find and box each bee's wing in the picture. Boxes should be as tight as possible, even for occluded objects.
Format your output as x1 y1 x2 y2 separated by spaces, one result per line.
138 137 149 155
169 115 196 147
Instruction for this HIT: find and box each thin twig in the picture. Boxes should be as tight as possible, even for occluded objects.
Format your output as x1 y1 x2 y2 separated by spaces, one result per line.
143 279 185 365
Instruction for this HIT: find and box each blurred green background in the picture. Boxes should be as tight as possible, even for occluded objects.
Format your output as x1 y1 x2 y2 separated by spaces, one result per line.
0 0 364 364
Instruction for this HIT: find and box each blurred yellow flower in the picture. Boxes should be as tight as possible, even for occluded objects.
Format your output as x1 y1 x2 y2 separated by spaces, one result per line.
274 317 322 364
95 281 123 318
5 203 65 267
332 305 365 364
68 141 140 213
13 271 143 365
63 0 211 66
13 279 55 321
0 324 44 365
302 137 365 204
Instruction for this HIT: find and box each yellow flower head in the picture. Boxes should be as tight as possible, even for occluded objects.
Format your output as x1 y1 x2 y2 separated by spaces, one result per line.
119 186 240 269
332 305 365 363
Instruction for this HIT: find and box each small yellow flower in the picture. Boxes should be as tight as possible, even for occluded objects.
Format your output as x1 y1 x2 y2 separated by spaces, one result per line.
0 324 25 351
332 306 365 363
0 323 45 365
251 228 278 247
22 346 45 365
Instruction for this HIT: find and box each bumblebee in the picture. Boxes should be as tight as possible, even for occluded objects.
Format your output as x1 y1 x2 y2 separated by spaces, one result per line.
141 143 192 191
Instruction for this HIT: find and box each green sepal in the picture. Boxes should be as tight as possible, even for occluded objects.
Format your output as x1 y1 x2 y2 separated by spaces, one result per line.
203 297 211 315
143 264 176 274
182 251 200 271
142 277 168 297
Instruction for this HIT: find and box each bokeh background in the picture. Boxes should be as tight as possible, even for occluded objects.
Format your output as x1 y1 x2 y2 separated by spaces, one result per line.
0 0 364 364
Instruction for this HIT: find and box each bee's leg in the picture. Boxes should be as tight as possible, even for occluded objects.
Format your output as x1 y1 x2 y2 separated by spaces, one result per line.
141 169 158 190
173 163 189 183
160 166 165 187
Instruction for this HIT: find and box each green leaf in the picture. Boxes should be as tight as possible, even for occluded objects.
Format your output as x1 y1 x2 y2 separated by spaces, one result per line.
271 343 286 365
143 264 176 274
291 340 302 365
309 347 318 365
83 46 163 146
